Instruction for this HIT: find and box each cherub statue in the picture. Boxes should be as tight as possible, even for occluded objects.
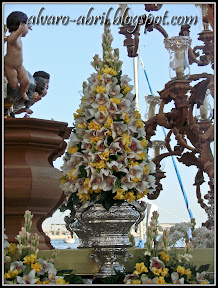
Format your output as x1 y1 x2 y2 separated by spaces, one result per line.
4 11 32 101
10 73 48 117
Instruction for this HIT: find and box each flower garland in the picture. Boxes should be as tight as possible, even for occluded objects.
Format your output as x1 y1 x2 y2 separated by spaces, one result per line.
123 211 212 284
60 22 156 216
4 210 83 284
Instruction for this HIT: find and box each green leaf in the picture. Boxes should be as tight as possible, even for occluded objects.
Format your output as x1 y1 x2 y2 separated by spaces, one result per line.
79 165 87 178
63 274 84 284
197 264 210 273
56 270 73 276
23 265 32 275
107 135 113 146
76 142 82 152
113 171 126 178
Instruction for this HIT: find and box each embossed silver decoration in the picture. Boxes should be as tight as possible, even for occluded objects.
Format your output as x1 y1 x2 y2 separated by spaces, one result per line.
81 201 147 278
164 36 192 50
64 203 94 248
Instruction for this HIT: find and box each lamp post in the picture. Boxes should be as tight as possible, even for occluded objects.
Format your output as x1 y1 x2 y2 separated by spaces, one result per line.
119 4 214 229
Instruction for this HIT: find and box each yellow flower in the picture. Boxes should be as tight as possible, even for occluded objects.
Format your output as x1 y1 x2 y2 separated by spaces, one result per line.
77 123 87 129
56 277 69 284
177 265 186 276
95 85 107 93
133 110 141 119
201 281 210 284
124 192 136 202
67 146 78 154
144 165 150 175
84 178 90 190
156 276 167 284
60 177 68 184
185 268 191 279
141 139 148 148
90 160 107 169
129 160 140 167
137 152 146 161
110 97 121 105
31 262 42 272
23 254 37 265
99 150 110 161
132 280 141 284
104 117 113 129
4 270 18 279
98 105 107 112
136 189 148 200
77 192 91 202
88 120 102 131
90 136 101 143
134 262 148 275
159 251 170 262
122 86 132 95
73 108 82 119
136 119 144 128
102 67 118 76
97 74 101 82
8 243 16 255
152 267 161 276
121 133 130 147
124 114 130 123
68 168 77 180
161 268 169 277
132 177 140 183
81 97 87 102
113 189 125 200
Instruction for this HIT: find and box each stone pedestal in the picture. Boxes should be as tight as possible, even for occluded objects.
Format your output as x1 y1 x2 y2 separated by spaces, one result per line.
4 118 72 250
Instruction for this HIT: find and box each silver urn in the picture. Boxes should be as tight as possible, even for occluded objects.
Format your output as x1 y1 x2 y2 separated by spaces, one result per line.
64 204 94 248
81 200 147 278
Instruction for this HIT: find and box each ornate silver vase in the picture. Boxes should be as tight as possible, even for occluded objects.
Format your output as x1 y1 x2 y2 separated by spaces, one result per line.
81 201 147 278
64 204 94 248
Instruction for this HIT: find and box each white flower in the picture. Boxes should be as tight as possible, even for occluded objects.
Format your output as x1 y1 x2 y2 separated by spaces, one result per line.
36 259 54 275
120 174 135 190
182 253 192 262
108 83 123 98
129 165 143 180
111 122 127 139
4 231 9 249
95 110 109 123
83 107 97 120
89 173 106 190
102 175 117 192
10 261 26 274
87 73 98 84
144 251 151 257
121 75 132 86
171 272 184 284
140 275 155 284
149 257 165 271
91 93 109 108
196 271 210 284
47 267 57 283
17 269 38 284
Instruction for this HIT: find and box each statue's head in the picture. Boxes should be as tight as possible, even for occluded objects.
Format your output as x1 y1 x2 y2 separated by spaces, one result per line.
34 77 48 97
6 11 28 32
33 71 50 89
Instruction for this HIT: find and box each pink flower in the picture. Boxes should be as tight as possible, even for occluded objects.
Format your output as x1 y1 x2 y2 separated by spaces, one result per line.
150 257 165 271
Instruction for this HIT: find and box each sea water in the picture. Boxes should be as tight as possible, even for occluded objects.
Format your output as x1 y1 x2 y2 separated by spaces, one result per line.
51 236 183 249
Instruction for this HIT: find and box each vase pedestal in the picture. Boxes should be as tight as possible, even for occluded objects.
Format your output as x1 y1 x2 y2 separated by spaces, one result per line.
4 118 72 250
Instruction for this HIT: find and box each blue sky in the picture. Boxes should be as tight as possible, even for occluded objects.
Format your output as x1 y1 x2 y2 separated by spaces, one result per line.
3 3 214 228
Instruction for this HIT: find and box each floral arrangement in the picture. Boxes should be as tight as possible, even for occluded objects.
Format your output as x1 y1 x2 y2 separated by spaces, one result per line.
123 211 212 284
4 210 83 284
164 220 214 248
59 22 156 217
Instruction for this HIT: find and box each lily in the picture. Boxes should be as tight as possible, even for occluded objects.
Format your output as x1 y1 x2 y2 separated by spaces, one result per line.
171 272 185 284
17 269 38 284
